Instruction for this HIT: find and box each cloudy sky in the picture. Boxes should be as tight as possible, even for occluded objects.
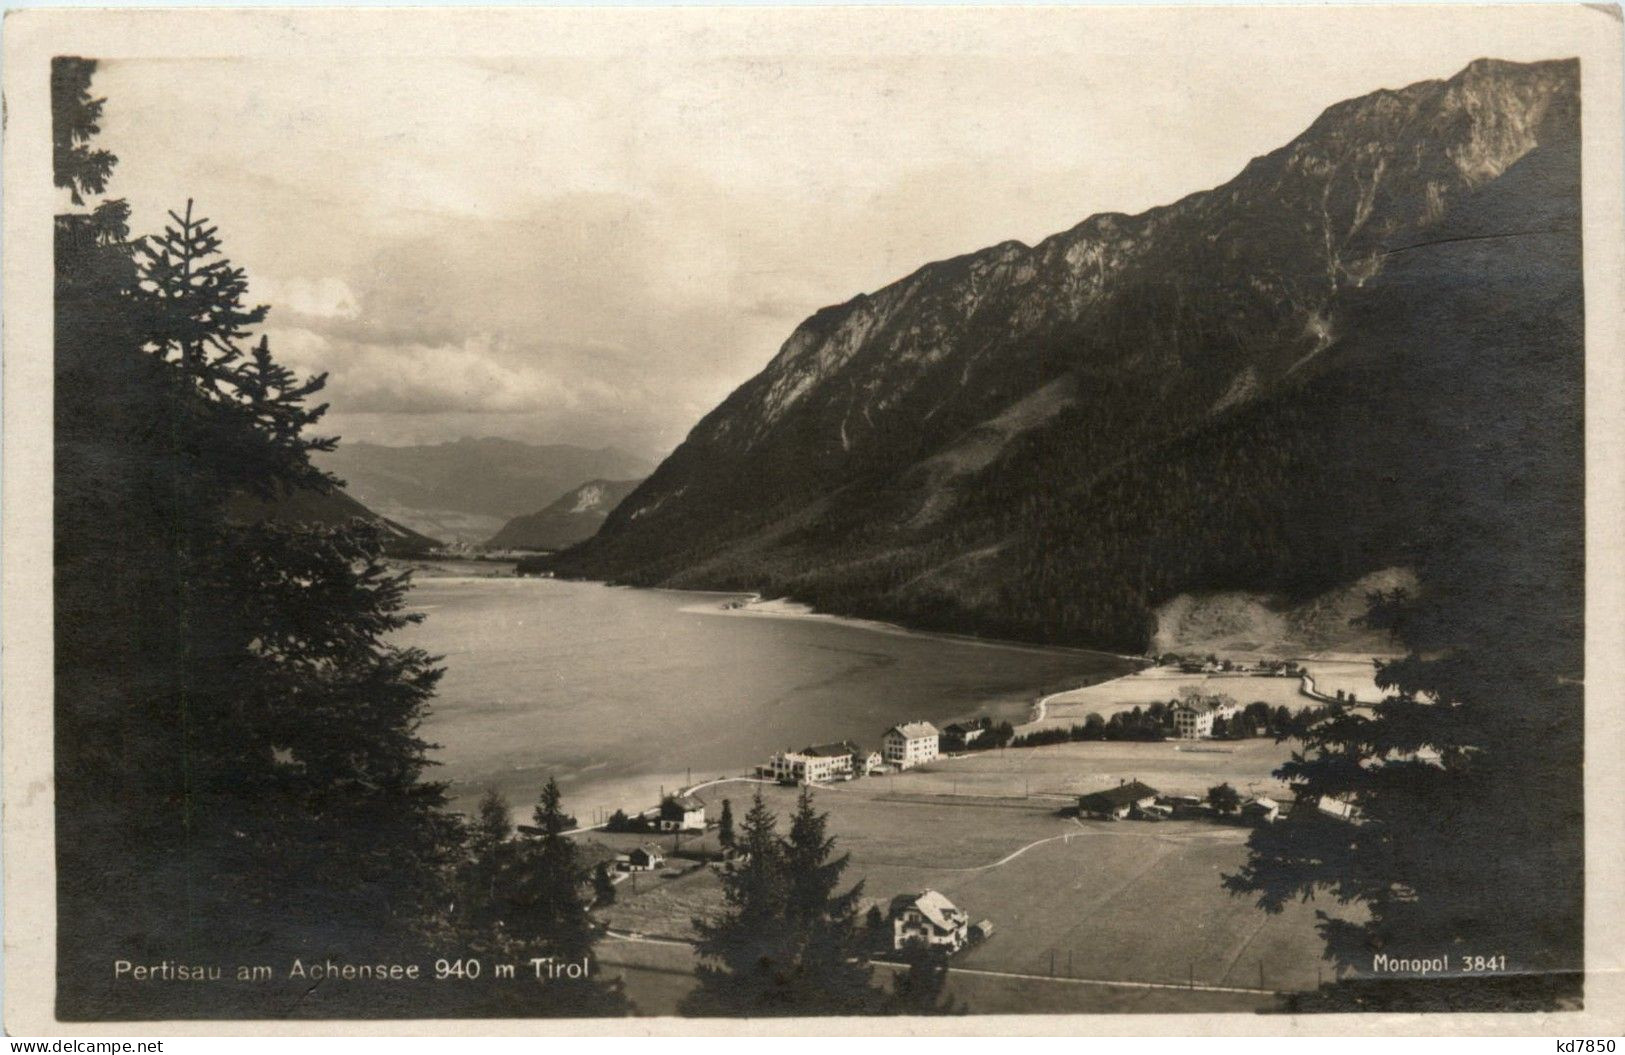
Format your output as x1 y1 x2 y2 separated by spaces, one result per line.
89 8 1585 460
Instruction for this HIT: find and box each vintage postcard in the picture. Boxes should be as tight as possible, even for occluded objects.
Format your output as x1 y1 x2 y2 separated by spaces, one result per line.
4 3 1624 1037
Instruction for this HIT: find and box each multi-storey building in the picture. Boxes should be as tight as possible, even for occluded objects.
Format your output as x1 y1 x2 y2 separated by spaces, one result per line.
882 721 940 770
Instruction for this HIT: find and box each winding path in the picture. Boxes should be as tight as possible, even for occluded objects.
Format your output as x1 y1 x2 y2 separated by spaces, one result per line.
935 827 1084 873
681 776 775 796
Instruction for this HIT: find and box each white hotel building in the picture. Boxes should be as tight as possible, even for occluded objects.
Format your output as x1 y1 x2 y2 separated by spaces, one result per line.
882 721 940 770
1171 697 1240 739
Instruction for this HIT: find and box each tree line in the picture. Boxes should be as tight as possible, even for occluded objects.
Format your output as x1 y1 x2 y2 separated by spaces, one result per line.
1008 697 1320 749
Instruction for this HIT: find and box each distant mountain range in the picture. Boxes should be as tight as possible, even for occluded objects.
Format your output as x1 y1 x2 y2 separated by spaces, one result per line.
552 58 1583 655
315 438 653 543
485 478 645 551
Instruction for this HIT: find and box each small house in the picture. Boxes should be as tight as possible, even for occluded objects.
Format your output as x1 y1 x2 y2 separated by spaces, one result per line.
658 794 706 832
1077 779 1160 820
1294 789 1362 824
942 720 987 751
626 843 665 871
1241 796 1280 825
970 919 995 943
1312 795 1360 823
890 889 969 953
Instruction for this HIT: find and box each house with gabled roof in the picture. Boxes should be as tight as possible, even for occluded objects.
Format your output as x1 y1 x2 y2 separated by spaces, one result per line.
1077 779 1161 820
890 889 969 952
658 794 706 832
1241 795 1281 825
942 720 988 751
626 843 665 871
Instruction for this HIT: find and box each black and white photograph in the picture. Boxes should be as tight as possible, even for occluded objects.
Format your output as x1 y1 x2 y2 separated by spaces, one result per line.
3 3 1623 1036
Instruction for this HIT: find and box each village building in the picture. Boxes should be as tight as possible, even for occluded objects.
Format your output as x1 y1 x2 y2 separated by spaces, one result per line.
1240 795 1281 825
804 742 860 778
1308 793 1362 824
1165 794 1206 818
861 750 883 775
1171 696 1240 739
658 794 706 832
890 890 969 953
1077 779 1161 820
624 844 665 872
765 741 857 784
941 721 987 751
883 721 940 770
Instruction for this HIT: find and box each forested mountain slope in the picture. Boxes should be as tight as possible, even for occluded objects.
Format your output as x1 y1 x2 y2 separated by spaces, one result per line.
486 477 644 550
225 485 442 557
553 58 1582 654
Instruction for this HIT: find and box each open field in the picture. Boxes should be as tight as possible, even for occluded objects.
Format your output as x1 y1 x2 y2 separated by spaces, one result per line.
594 859 721 939
900 738 1299 802
594 938 702 1015
936 825 1326 991
1027 660 1393 733
586 739 1343 1013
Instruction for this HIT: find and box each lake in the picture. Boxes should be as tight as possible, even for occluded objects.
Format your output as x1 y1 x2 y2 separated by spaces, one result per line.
393 569 1136 822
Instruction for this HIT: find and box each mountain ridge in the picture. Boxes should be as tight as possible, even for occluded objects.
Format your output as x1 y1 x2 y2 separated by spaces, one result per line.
552 57 1582 654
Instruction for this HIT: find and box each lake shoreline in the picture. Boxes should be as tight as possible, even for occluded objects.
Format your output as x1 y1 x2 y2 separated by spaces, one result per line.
397 563 1390 821
680 591 1147 665
399 571 1136 820
403 555 1145 666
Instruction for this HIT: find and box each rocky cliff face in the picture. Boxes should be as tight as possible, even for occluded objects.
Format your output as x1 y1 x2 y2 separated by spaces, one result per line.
555 58 1582 653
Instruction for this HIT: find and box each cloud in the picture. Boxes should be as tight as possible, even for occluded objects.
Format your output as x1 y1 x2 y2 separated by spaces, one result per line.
268 327 641 417
254 276 359 320
242 186 816 455
92 31 1587 457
